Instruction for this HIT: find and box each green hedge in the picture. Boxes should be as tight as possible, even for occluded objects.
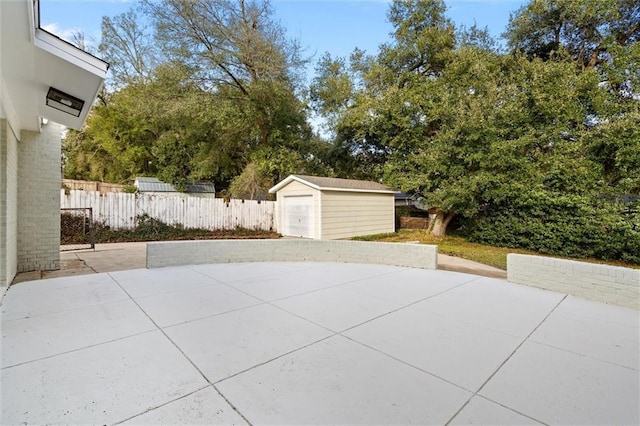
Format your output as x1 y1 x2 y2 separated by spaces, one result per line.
91 214 279 243
465 192 640 263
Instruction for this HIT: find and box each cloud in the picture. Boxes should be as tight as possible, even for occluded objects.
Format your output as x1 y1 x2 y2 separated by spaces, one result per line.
41 22 99 52
40 22 59 33
41 22 83 41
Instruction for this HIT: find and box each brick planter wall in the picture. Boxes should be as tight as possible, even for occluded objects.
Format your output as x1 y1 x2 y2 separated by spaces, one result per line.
507 254 639 310
398 216 429 229
148 239 438 270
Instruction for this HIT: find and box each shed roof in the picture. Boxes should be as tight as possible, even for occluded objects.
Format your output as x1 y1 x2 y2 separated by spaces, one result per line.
134 177 216 193
269 175 397 194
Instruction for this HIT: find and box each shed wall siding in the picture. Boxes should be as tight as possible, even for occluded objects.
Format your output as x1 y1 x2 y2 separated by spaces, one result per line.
275 180 320 238
320 191 394 240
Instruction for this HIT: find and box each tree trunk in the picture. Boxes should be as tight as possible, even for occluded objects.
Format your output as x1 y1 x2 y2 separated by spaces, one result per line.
429 210 455 237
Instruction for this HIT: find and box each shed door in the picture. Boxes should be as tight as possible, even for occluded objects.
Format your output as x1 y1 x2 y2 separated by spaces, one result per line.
283 195 314 238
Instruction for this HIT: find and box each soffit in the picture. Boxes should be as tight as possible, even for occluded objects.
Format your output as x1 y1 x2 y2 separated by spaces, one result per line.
0 0 108 133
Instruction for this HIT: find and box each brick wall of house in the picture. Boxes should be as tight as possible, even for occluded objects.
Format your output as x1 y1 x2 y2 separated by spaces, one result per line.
0 119 7 290
0 119 19 293
17 122 62 273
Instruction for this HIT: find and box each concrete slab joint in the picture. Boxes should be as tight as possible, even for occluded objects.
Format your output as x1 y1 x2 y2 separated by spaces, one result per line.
507 254 640 310
3 261 638 425
147 239 438 270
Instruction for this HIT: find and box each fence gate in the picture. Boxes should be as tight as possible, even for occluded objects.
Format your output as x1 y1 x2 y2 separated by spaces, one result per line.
60 207 95 251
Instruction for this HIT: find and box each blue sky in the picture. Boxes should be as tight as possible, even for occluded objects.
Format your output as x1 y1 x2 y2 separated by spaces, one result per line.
40 0 528 79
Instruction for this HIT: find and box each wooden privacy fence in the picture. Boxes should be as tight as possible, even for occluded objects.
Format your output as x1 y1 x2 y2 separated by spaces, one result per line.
60 190 276 231
62 179 126 194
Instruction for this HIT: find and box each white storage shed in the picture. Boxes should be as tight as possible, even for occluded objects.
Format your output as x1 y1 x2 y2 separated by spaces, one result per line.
269 175 397 240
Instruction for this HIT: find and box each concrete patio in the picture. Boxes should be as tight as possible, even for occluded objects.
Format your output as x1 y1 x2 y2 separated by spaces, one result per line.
1 261 638 424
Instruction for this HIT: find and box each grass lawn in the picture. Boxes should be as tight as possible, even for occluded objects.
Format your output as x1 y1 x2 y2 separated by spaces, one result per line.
353 229 639 270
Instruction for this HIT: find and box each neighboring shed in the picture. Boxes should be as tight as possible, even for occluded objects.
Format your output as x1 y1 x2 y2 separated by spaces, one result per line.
134 177 216 197
395 192 411 207
269 175 397 240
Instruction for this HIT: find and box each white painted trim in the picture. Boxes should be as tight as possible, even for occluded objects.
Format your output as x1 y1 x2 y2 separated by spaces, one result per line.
28 0 37 43
0 78 23 141
315 187 397 194
269 174 397 194
317 190 323 239
269 175 315 192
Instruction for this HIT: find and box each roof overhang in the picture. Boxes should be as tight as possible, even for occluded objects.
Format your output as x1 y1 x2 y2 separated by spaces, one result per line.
0 0 108 136
269 175 398 194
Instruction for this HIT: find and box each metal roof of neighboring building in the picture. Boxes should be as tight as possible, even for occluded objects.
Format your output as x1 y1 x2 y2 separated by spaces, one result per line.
134 177 215 193
269 175 397 194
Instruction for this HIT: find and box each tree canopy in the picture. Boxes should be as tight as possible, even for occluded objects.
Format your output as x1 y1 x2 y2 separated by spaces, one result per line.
66 0 320 191
505 0 639 68
309 0 638 261
65 0 639 262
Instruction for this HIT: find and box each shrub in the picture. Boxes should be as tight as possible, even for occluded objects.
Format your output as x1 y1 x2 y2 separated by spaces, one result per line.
60 212 93 244
463 192 640 263
133 213 180 238
87 214 280 243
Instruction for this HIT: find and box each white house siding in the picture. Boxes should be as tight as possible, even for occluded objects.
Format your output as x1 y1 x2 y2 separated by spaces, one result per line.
17 123 62 273
274 180 320 238
320 190 395 240
0 118 19 292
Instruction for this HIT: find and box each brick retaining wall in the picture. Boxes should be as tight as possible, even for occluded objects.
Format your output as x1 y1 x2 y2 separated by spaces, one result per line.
507 254 639 310
398 216 429 229
147 239 438 270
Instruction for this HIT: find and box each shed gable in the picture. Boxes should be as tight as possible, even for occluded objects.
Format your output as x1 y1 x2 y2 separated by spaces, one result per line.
270 175 395 195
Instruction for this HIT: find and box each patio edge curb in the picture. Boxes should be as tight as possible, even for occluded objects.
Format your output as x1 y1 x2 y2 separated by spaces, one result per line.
147 239 438 270
507 254 639 310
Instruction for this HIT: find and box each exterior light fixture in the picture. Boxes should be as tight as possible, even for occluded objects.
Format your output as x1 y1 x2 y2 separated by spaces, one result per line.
46 87 84 117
